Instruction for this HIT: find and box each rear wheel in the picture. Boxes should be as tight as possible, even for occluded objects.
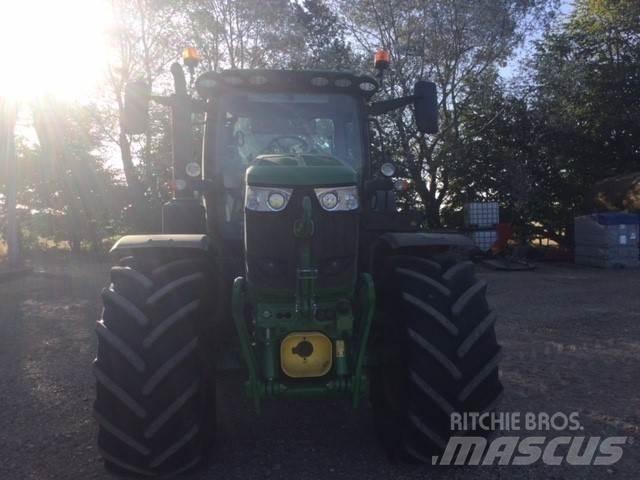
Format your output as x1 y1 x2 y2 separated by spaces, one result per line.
372 255 503 462
94 252 215 476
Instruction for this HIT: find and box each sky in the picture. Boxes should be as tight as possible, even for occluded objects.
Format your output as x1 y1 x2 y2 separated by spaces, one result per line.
0 0 112 101
499 0 576 80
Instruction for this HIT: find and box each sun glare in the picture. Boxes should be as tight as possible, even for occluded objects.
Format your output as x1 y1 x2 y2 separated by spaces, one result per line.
0 0 111 102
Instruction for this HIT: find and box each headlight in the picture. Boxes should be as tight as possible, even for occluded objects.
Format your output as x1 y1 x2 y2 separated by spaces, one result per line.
224 75 244 86
249 75 268 86
245 186 292 212
314 186 358 211
311 76 329 87
320 191 338 210
380 162 396 177
359 80 377 92
334 78 352 88
185 162 201 177
268 191 286 210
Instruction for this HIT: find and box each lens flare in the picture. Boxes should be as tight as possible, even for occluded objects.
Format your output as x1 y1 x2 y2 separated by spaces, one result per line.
0 0 111 101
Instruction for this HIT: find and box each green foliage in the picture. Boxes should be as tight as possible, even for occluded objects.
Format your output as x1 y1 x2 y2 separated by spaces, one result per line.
0 102 127 253
447 0 640 244
291 0 355 70
30 101 128 251
340 0 558 227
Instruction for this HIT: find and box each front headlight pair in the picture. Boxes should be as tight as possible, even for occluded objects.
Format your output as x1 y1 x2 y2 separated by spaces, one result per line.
314 187 359 211
245 186 358 212
245 187 292 212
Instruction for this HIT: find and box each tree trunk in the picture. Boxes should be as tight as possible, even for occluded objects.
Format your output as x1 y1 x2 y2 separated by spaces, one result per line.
3 101 21 267
414 177 442 229
118 130 152 231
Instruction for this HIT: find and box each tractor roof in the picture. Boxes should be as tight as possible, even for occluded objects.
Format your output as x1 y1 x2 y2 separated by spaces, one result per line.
195 69 379 99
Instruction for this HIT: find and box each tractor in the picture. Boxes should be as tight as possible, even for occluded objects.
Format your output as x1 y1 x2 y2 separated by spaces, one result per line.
93 49 503 476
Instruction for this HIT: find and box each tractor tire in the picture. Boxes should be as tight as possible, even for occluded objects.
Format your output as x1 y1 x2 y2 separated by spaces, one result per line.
372 255 503 463
93 252 215 476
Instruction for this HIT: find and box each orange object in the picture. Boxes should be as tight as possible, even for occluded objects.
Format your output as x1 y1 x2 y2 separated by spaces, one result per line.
182 47 201 67
374 49 390 70
492 223 513 254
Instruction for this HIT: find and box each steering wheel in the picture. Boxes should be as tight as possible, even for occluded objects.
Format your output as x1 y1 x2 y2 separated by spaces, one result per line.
263 135 309 154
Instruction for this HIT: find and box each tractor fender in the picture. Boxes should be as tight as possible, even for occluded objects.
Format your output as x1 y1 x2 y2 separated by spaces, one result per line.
377 232 474 250
368 231 474 279
109 234 210 255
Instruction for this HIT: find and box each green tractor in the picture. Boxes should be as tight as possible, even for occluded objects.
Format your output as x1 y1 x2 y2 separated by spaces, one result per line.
94 51 503 475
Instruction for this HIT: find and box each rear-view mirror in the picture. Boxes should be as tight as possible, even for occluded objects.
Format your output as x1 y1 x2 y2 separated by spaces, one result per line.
414 81 438 134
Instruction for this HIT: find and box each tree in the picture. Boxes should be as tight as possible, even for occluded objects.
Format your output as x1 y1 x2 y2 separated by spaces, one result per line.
32 100 126 252
102 0 185 232
445 77 572 243
183 0 303 71
290 0 355 70
339 0 557 226
534 0 640 180
439 0 640 245
0 98 21 265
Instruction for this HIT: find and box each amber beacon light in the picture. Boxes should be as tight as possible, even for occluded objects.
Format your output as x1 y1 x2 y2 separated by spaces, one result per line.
374 49 390 70
182 47 201 74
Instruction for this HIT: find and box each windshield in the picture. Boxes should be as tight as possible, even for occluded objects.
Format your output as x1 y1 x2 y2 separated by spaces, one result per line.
215 93 362 180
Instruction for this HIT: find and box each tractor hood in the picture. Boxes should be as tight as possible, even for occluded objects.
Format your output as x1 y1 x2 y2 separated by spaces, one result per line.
246 154 357 187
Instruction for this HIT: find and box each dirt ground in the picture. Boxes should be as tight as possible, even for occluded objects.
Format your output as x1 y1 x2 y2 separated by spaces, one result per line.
0 254 638 479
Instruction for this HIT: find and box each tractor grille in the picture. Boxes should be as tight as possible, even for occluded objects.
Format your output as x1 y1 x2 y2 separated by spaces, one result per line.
245 187 358 291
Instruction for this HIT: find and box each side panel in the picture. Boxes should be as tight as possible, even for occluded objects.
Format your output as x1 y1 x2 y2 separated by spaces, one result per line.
110 234 209 254
377 232 475 250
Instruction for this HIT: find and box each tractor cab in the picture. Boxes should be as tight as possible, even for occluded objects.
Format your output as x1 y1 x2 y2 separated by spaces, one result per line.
196 70 374 240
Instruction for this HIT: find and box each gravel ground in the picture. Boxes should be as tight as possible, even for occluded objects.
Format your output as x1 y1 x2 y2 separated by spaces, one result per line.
0 254 638 479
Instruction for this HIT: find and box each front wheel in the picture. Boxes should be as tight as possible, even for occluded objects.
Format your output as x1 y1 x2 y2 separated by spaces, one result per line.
93 252 215 476
371 255 503 462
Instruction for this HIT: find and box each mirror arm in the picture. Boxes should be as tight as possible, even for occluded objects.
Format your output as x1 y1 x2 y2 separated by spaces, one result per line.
367 95 416 116
171 62 188 96
150 96 205 114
